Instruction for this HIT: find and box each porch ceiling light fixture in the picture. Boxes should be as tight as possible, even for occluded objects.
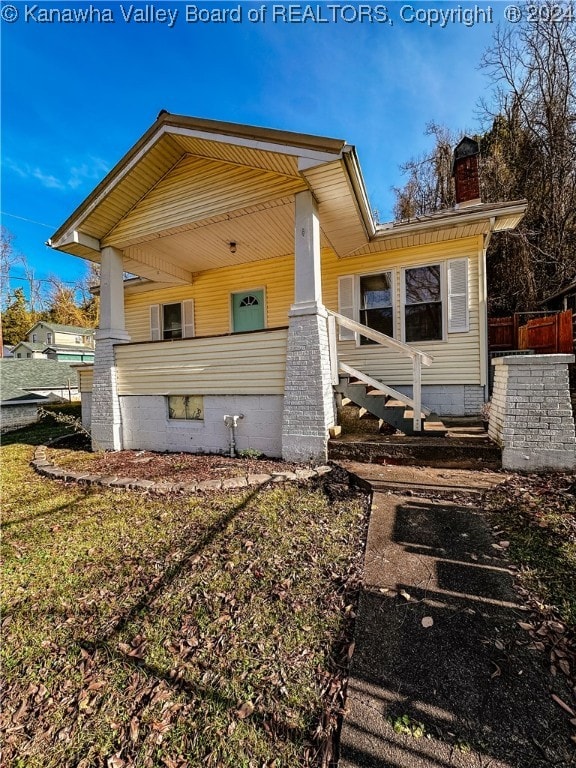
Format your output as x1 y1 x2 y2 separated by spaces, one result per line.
228 241 237 254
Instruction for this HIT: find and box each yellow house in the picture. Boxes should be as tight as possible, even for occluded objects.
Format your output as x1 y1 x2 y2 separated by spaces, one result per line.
49 113 526 461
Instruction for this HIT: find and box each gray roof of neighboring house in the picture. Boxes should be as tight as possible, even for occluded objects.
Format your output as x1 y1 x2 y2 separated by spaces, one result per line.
13 342 47 352
0 359 79 404
26 321 96 336
44 344 95 354
2 346 14 358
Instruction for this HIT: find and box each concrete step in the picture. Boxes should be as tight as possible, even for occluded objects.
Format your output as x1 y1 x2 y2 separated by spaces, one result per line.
328 432 501 469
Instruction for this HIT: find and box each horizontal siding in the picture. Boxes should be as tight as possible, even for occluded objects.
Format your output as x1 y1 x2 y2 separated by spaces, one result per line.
171 134 300 177
322 238 484 385
78 367 94 393
105 155 306 247
124 254 294 341
123 236 484 387
115 329 288 396
83 134 183 240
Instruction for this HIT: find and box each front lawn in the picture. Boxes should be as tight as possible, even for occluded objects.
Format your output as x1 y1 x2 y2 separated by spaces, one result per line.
1 424 368 768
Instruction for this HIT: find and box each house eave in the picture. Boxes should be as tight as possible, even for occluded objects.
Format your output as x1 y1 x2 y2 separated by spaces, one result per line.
372 200 527 240
48 113 347 253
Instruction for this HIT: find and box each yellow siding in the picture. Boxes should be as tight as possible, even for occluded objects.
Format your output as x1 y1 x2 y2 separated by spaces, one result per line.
54 331 92 347
321 237 484 386
115 329 287 396
78 367 94 393
104 155 306 248
122 236 485 388
124 254 295 341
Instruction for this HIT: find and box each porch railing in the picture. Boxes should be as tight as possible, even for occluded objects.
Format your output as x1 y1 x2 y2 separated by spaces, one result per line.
326 310 434 432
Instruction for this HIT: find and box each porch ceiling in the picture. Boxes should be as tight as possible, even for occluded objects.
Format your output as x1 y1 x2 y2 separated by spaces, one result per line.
122 198 331 276
48 113 373 279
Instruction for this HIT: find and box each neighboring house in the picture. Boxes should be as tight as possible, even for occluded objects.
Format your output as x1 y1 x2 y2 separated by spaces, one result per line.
48 113 526 462
2 346 14 358
12 342 50 359
43 345 95 362
0 359 80 432
12 322 95 361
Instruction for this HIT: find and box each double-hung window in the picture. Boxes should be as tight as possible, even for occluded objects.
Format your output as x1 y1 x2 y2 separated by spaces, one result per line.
403 265 443 342
338 258 469 345
359 272 394 344
150 300 195 341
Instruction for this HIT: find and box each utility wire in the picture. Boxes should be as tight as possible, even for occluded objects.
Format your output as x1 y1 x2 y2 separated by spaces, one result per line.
1 212 55 230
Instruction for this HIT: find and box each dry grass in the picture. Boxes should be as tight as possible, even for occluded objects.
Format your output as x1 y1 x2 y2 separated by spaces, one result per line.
1 423 368 768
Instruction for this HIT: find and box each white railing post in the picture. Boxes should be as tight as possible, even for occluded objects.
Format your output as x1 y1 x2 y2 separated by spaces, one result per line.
412 356 422 433
327 314 339 385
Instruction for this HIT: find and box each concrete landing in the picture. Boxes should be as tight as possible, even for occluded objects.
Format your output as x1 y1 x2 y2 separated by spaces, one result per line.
338 466 574 768
339 461 507 496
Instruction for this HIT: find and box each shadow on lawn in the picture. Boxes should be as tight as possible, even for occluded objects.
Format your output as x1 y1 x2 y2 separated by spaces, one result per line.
339 497 575 768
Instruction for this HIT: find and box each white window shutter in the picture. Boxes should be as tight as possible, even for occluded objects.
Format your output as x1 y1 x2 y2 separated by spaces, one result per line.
338 275 356 341
182 299 195 338
150 304 161 341
447 258 469 333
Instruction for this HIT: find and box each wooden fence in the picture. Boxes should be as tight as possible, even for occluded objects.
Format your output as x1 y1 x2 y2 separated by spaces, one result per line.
488 310 573 354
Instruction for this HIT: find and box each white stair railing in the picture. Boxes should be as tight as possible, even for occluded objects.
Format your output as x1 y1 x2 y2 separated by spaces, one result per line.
326 310 434 432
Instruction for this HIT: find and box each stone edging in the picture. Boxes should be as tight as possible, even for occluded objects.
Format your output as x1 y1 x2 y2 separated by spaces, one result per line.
30 440 332 494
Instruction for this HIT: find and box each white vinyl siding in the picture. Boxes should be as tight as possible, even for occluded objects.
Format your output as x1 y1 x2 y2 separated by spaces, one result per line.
115 329 288 396
447 258 469 333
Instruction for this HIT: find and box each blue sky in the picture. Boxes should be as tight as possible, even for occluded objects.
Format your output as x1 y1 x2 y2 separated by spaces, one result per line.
1 0 511 295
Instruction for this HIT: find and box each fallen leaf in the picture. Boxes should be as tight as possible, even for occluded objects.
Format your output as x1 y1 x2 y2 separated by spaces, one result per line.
559 659 571 676
130 716 139 742
236 701 254 720
399 590 411 602
517 621 533 631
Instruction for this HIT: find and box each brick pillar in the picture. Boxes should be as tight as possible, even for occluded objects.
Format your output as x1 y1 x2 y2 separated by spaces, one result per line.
489 354 576 471
282 306 336 463
91 246 130 451
282 190 335 463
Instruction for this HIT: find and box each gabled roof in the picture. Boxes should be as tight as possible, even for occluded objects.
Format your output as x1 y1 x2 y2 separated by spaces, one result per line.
44 344 95 354
48 112 373 271
49 113 527 277
13 342 46 353
26 321 95 336
0 359 79 404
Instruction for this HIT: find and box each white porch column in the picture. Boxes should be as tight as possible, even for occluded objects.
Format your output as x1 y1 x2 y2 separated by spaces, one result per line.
282 191 336 463
91 246 130 451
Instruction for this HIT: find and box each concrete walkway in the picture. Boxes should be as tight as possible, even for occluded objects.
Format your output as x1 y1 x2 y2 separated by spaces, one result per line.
339 463 574 768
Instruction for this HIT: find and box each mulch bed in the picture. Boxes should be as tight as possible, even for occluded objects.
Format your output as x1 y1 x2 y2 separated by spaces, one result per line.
50 438 304 483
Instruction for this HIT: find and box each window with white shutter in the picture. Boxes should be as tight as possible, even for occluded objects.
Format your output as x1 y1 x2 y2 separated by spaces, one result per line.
447 258 469 333
182 299 195 338
338 275 356 341
150 301 196 340
150 305 161 341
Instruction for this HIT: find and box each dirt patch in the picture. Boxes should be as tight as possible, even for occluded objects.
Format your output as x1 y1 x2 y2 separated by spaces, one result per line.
49 438 303 483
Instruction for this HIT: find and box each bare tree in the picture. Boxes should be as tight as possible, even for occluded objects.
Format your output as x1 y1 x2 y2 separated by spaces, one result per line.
392 2 576 313
393 123 458 220
479 0 576 311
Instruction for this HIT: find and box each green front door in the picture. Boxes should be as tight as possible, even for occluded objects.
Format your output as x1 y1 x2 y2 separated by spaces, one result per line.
232 290 265 332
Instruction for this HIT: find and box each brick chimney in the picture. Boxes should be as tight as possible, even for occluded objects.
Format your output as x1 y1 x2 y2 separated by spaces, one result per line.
452 136 481 207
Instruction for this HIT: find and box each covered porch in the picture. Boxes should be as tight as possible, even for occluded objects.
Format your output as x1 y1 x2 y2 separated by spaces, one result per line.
49 113 374 461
